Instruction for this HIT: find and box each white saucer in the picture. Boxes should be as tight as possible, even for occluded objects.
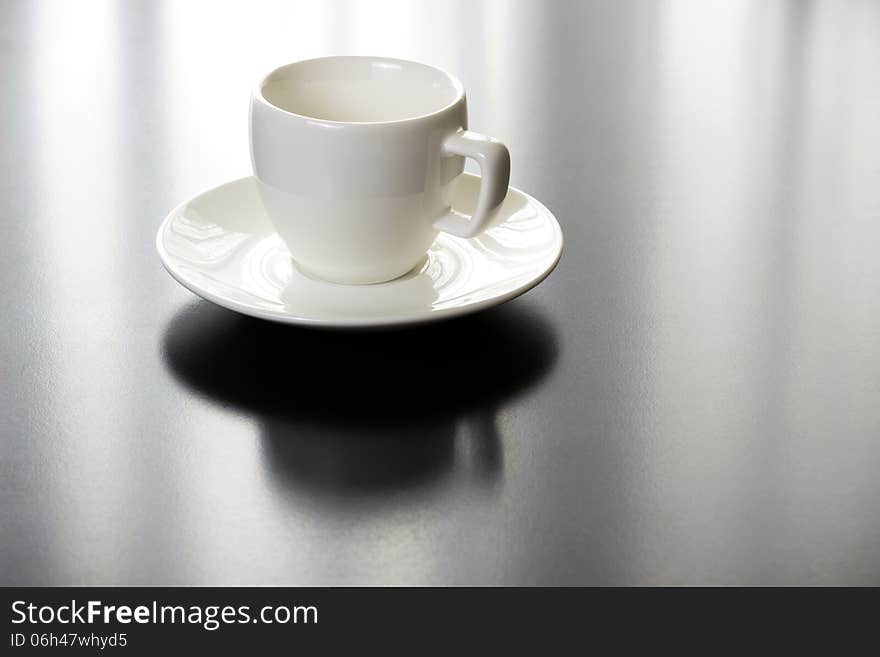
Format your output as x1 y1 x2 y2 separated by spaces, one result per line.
156 173 563 329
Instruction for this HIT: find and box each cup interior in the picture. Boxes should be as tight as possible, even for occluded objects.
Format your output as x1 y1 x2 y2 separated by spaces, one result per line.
258 57 463 124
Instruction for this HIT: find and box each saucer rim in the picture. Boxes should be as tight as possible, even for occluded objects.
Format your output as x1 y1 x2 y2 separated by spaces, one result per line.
156 174 563 330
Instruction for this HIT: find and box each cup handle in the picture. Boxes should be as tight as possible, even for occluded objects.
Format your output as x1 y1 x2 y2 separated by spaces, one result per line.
433 130 511 238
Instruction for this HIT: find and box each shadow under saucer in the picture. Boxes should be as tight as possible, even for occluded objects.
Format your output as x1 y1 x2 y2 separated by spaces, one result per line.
161 300 559 508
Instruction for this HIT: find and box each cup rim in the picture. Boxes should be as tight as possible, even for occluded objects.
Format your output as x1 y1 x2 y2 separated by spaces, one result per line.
253 56 466 127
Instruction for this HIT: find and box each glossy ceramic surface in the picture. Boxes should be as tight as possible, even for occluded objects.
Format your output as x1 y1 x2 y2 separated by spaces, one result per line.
157 173 562 328
250 56 510 284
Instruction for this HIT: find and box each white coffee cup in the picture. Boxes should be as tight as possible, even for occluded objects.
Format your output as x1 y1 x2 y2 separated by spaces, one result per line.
249 56 510 284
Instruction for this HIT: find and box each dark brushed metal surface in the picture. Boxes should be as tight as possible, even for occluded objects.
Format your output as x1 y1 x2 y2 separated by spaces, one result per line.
2 0 879 585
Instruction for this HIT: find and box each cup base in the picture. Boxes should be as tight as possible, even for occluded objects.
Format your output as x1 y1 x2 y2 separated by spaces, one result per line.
290 255 428 286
